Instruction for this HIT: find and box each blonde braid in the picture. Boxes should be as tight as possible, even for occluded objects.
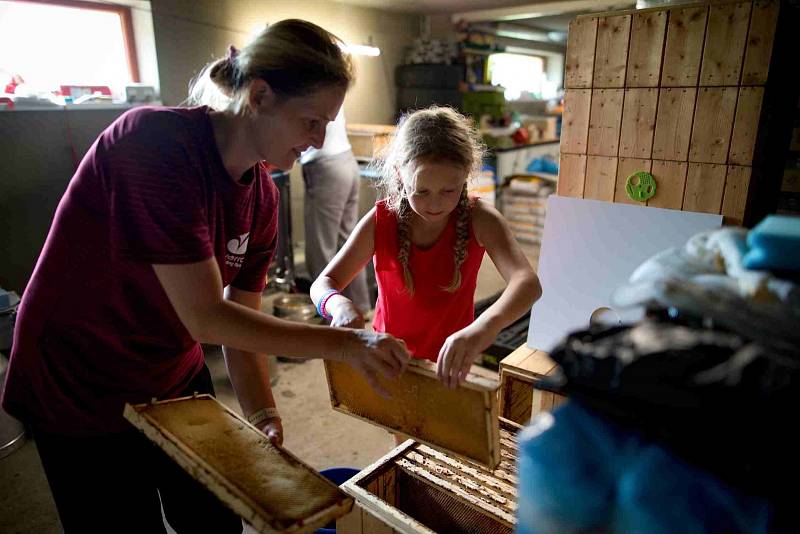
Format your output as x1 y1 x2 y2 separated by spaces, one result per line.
397 198 414 294
444 186 470 293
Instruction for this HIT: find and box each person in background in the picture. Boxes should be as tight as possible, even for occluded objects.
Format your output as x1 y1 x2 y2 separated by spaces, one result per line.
301 110 372 314
1 19 408 534
311 106 542 393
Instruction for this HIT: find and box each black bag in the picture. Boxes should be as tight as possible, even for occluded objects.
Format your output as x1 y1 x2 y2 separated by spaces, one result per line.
546 317 800 505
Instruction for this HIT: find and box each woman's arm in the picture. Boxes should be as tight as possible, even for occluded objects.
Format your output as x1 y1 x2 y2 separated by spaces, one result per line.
310 207 377 328
437 200 542 388
222 286 282 445
152 257 408 394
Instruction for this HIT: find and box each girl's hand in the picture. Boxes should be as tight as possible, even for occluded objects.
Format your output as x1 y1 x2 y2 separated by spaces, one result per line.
328 298 365 329
341 330 410 397
258 418 284 446
436 325 492 388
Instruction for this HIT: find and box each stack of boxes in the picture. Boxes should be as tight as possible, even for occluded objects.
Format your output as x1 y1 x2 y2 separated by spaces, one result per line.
469 168 497 205
501 176 555 253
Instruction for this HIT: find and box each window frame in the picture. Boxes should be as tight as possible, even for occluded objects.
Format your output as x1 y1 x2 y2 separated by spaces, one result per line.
487 51 548 100
6 0 140 83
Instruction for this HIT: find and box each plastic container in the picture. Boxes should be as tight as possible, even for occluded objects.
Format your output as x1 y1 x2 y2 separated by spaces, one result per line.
315 467 360 534
744 214 800 271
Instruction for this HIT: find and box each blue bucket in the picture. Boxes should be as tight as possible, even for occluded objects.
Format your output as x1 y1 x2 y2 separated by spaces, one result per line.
316 467 360 534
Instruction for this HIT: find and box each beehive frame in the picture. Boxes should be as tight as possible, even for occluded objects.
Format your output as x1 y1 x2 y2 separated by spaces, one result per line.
124 395 353 533
324 359 501 469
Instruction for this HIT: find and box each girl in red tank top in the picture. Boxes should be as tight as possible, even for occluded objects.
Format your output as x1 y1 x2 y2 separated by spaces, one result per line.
312 107 542 388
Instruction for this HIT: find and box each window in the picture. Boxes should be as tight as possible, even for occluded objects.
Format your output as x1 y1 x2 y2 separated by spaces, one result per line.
487 52 550 101
0 0 139 101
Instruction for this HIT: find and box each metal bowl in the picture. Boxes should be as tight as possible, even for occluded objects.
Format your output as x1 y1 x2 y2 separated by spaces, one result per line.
272 294 321 325
0 353 25 459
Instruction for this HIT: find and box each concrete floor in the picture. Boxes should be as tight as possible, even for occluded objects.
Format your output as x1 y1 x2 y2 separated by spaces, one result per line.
0 353 399 534
0 251 533 533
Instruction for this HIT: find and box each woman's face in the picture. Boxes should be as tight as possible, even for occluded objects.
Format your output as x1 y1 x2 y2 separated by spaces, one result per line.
248 83 346 170
401 160 468 224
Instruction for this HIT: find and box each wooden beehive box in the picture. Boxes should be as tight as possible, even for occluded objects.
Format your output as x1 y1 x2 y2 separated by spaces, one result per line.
124 395 353 533
346 123 396 160
498 345 567 425
337 418 522 534
559 0 795 226
324 359 501 469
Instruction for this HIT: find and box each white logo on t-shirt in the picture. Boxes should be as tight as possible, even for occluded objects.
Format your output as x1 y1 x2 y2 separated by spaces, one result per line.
227 233 249 255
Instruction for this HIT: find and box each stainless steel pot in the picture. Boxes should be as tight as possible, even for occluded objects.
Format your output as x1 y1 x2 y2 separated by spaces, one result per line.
272 294 320 363
0 353 26 459
272 294 321 325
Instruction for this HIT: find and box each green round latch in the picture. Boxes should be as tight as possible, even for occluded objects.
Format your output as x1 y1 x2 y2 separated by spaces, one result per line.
625 171 657 202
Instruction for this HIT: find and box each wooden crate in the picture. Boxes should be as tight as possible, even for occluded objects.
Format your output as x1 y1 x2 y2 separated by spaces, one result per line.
346 124 396 159
498 345 567 425
561 0 794 226
124 395 352 533
337 418 523 534
324 359 501 469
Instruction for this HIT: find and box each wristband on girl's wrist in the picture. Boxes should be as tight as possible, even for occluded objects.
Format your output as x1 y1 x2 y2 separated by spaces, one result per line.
317 289 342 320
246 407 280 427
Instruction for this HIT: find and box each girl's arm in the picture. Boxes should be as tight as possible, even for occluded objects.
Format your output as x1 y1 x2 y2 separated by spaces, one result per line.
437 200 542 388
310 207 377 328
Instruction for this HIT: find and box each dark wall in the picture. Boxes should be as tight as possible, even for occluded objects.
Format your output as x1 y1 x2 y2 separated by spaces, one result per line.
0 108 129 293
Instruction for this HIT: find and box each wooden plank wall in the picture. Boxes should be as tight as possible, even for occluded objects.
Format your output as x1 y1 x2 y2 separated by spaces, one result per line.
561 0 780 225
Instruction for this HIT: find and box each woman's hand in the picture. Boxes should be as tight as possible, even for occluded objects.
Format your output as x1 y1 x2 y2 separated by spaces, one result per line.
436 324 493 388
258 418 284 446
328 298 365 329
341 330 410 397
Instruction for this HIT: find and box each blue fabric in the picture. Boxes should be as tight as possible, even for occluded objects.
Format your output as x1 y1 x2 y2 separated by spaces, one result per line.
744 215 800 272
516 401 771 534
526 157 559 174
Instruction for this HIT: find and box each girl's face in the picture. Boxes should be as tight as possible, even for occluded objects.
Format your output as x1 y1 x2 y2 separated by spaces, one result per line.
248 83 346 170
401 160 468 223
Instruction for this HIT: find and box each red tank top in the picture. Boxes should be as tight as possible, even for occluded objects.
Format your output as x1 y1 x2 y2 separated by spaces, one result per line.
372 199 486 362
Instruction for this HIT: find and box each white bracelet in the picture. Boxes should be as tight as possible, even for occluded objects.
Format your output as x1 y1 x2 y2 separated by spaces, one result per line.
246 407 280 426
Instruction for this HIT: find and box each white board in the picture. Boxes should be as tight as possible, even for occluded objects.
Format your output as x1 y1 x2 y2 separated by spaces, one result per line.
528 196 722 352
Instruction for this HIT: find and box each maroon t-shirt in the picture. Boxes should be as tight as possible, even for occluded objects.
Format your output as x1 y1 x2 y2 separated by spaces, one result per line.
1 106 279 436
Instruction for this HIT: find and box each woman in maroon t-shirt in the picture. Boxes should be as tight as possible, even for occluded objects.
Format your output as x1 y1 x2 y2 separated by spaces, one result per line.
2 20 408 533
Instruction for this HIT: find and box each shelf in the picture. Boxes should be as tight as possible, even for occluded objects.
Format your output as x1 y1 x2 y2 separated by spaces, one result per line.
489 139 560 153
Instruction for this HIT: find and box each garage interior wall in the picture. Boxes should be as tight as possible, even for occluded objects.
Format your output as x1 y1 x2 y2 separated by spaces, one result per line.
151 0 421 124
0 0 421 293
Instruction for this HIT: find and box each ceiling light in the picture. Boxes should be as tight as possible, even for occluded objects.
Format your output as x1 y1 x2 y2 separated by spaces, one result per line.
340 43 381 56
